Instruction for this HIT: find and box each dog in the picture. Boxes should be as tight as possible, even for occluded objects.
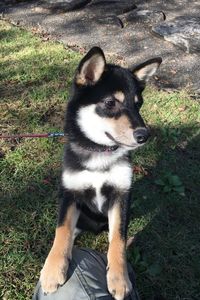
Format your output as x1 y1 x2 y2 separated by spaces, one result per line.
40 47 162 300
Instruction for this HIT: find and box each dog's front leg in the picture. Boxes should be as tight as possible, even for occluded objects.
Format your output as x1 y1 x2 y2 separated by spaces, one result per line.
107 200 132 300
40 194 79 294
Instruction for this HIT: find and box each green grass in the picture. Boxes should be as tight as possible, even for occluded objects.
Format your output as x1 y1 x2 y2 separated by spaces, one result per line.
0 20 200 300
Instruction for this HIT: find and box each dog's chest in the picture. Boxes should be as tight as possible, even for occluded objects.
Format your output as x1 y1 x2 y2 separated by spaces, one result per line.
62 162 132 212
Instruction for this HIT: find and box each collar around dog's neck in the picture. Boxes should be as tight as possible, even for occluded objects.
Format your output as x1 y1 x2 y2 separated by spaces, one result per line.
86 144 119 153
71 142 119 154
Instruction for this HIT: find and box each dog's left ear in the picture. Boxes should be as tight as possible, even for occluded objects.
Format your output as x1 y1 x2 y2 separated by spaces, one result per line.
76 47 106 86
131 57 162 82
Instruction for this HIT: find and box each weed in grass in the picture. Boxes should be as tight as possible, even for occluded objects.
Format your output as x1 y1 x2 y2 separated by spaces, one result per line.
128 246 148 274
155 172 185 196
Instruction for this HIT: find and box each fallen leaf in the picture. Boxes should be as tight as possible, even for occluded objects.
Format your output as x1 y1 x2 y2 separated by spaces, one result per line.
133 165 148 176
170 69 177 74
43 178 51 185
178 105 187 112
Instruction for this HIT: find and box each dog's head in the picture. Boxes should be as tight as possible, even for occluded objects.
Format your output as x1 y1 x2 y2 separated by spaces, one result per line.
67 47 161 151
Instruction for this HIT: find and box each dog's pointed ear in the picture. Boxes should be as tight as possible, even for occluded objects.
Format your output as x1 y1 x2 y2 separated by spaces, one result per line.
131 57 162 82
76 47 106 86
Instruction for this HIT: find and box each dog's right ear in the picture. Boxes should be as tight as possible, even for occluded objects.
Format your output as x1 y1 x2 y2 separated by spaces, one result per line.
75 47 106 86
131 57 162 83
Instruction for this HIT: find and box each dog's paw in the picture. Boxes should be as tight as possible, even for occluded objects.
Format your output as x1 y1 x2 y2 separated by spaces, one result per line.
40 249 69 294
107 268 132 300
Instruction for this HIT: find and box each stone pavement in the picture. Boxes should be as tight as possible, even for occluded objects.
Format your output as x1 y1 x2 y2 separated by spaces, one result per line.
1 0 200 94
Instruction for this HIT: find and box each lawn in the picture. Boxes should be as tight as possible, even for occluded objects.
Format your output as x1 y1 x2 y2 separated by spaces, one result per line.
0 20 200 300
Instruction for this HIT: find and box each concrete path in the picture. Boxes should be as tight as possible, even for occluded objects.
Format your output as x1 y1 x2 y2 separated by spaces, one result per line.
1 0 200 94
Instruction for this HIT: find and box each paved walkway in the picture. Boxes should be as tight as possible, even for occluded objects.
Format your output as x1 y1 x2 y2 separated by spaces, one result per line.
1 0 200 94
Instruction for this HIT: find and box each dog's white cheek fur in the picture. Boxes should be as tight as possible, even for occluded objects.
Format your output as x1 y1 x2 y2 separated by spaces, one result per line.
62 162 132 212
77 104 139 148
77 104 116 146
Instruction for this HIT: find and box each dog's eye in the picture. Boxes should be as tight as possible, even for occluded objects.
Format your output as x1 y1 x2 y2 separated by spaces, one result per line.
134 95 143 110
104 99 116 109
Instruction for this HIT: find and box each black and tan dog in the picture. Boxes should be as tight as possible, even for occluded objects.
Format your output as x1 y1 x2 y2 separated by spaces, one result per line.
40 47 162 300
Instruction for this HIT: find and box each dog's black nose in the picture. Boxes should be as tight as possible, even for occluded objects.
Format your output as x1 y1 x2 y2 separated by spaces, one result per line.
133 128 150 144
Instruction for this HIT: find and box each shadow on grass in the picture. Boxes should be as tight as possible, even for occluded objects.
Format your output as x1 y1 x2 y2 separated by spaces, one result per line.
1 125 200 299
128 129 200 299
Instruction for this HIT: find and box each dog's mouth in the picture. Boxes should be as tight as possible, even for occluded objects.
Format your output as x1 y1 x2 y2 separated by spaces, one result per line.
105 132 140 149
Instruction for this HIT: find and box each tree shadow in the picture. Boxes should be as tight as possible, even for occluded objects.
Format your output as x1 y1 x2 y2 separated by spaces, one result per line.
128 127 200 299
2 0 200 92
